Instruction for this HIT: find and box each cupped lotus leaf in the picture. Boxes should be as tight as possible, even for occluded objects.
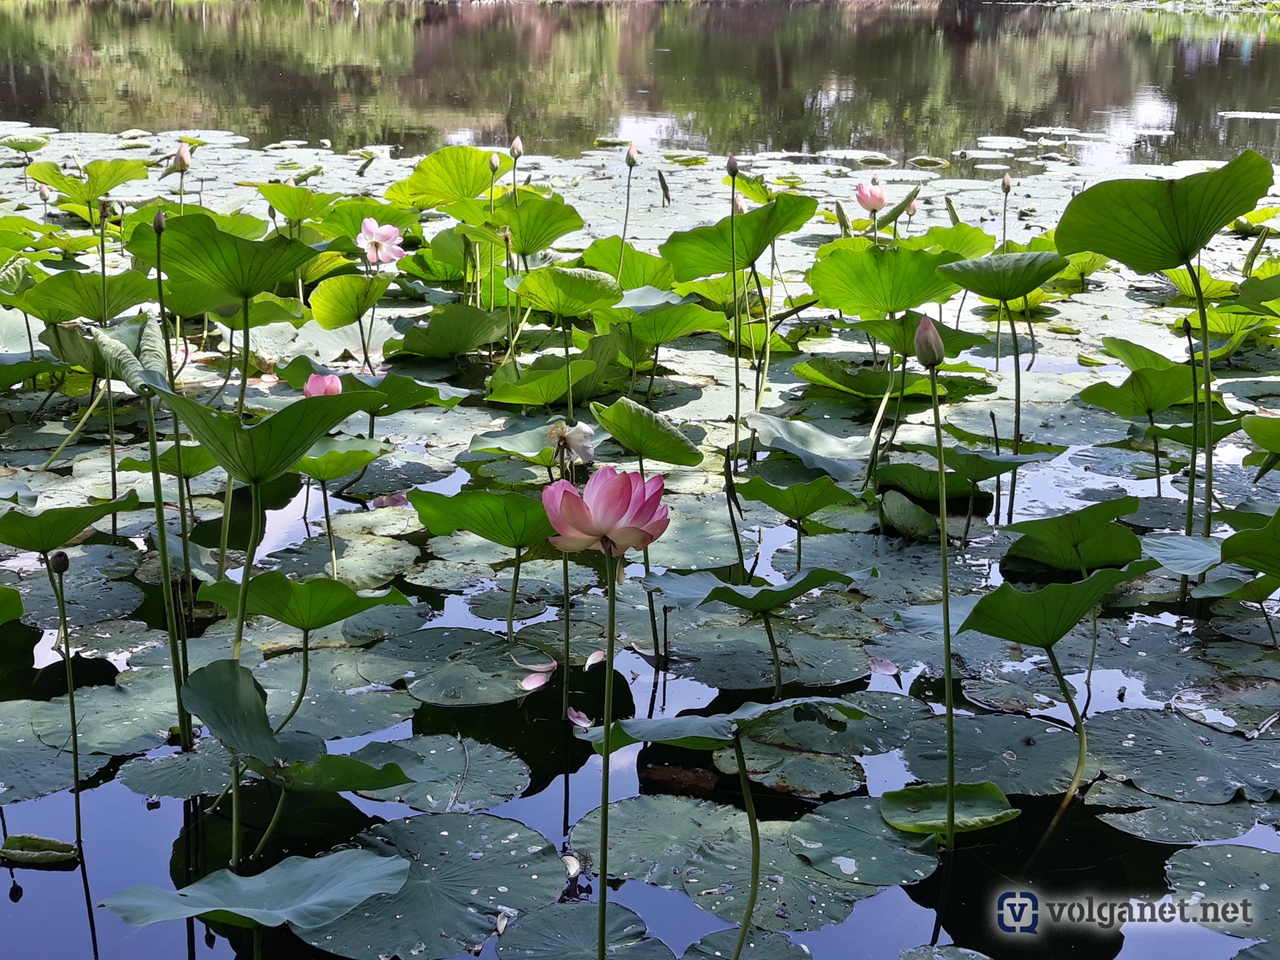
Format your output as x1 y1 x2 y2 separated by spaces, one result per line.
27 159 148 213
590 396 702 466
1101 336 1182 372
1161 266 1238 303
1088 709 1280 803
936 251 1068 303
408 488 554 549
1079 367 1195 418
1141 534 1223 576
309 274 391 331
158 390 379 485
847 311 988 359
141 213 322 300
1235 273 1280 315
788 797 937 884
181 658 284 764
1245 415 1280 454
390 304 508 359
91 319 170 397
0 491 140 554
292 438 388 483
120 443 218 480
499 194 584 257
958 561 1158 649
385 145 514 210
103 848 409 929
119 739 243 799
496 902 675 960
582 236 675 290
512 267 621 317
353 735 530 813
876 463 978 501
198 572 408 632
1056 150 1274 274
898 223 997 259
1222 510 1280 578
0 134 49 154
623 301 726 348
659 192 818 281
1172 676 1280 739
0 834 77 867
1004 495 1142 572
794 359 939 400
737 475 855 521
265 753 411 794
879 782 1020 835
294 814 563 960
0 700 112 805
901 444 1055 483
486 359 595 406
467 417 568 467
1192 572 1280 603
0 585 21 625
808 246 962 319
22 269 155 325
257 183 342 223
745 412 867 481
1166 845 1279 938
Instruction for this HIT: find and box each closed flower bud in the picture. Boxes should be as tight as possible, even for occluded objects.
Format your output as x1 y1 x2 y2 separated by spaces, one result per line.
153 210 166 235
625 144 638 168
49 551 70 575
489 153 501 173
908 199 919 217
173 142 192 173
1002 173 1013 195
726 155 739 178
38 184 50 202
855 182 887 213
510 136 524 160
914 316 945 369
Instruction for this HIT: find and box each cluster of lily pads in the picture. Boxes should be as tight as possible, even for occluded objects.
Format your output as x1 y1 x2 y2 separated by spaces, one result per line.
2 126 1280 960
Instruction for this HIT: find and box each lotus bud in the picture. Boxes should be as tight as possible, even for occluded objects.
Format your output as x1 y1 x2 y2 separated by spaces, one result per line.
855 182 887 213
153 209 166 235
726 155 739 178
914 316 945 369
625 144 638 168
489 153 501 173
303 373 343 398
908 199 919 217
49 550 70 575
98 198 112 222
1002 173 1013 195
1181 318 1194 338
267 205 277 221
38 184 50 202
510 136 524 160
173 142 192 173
734 194 749 216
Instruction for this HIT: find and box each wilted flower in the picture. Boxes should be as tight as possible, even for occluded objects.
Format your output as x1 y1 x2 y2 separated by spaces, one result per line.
542 466 669 558
371 490 410 509
1002 173 1013 195
914 316 945 369
173 142 192 173
357 218 406 265
625 144 639 169
549 421 596 465
510 136 524 160
855 183 887 213
303 373 342 398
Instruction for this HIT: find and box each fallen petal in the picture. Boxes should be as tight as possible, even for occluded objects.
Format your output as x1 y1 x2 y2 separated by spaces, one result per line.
519 673 549 692
584 650 606 670
567 707 592 727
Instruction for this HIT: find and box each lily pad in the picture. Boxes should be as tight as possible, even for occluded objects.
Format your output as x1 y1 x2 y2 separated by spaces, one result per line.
788 797 938 885
354 735 530 813
1165 844 1279 938
879 782 1021 835
1172 676 1280 739
496 902 676 960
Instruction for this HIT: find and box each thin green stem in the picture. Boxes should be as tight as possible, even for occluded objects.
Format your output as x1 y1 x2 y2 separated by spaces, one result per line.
619 168 633 280
105 379 118 536
597 551 622 960
1185 262 1214 537
46 559 82 847
729 733 761 960
320 480 338 579
231 483 263 661
507 547 523 641
38 384 106 471
274 629 310 734
216 477 235 582
730 177 741 465
236 295 251 419
929 369 956 857
1024 646 1088 873
1005 302 1022 525
252 787 288 859
562 555 571 723
230 761 242 871
760 611 783 700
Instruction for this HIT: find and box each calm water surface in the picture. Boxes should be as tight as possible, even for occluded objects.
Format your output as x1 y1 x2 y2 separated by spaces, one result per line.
2 0 1280 165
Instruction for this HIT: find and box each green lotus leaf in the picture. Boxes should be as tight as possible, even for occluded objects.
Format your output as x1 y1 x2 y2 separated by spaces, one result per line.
0 834 77 867
486 359 596 406
936 251 1068 303
809 246 962 319
590 396 702 466
27 159 148 215
879 782 1020 835
257 183 343 223
0 491 140 554
1004 495 1142 572
660 192 818 281
496 902 675 960
581 236 675 290
513 266 621 317
310 274 391 331
793 359 939 400
181 658 284 764
847 311 988 359
737 475 854 521
389 304 508 359
897 223 996 259
1223 509 1280 578
408 488 555 550
21 269 155 326
385 145 514 210
199 572 408 632
788 797 937 884
1078 367 1195 418
292 437 387 483
0 585 22 625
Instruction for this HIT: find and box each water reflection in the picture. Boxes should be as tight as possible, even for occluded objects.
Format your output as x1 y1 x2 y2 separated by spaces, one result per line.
1 0 1277 164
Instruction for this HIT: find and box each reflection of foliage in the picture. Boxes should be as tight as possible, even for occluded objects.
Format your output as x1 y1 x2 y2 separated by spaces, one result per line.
0 0 1278 160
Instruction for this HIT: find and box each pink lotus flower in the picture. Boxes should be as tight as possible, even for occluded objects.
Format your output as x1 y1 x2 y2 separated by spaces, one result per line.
303 373 342 397
357 218 406 265
542 466 669 558
856 183 887 213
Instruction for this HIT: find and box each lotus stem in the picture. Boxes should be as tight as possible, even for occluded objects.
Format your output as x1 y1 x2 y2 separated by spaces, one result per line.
730 174 742 468
863 350 898 490
1024 645 1088 874
1148 412 1162 497
619 167 633 280
637 459 662 662
723 449 748 580
320 480 338 580
231 482 263 661
105 380 118 537
507 546 523 641
794 520 803 572
146 401 193 748
564 317 574 421
252 787 288 860
216 477 235 582
1185 262 1214 538
729 732 761 960
750 264 772 412
928 368 956 857
44 556 82 847
1005 301 1022 524
1183 320 1199 539
561 555 571 724
230 760 242 871
760 611 783 700
236 295 251 419
274 629 310 735
597 552 623 960
38 384 106 471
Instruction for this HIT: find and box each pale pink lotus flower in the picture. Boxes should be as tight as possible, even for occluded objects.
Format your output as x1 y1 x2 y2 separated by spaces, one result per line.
733 194 749 216
855 183 887 213
303 373 342 397
907 199 919 217
567 707 592 728
519 672 549 692
584 650 606 670
549 421 595 465
489 153 501 173
914 316 945 369
357 218 406 265
542 466 669 558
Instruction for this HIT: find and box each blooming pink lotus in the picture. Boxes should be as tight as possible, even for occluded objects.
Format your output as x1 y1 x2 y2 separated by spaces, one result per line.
542 466 669 558
856 183 887 213
303 373 342 398
357 218 406 265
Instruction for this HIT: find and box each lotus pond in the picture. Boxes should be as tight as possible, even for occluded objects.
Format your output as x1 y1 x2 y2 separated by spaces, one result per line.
4 17 1280 960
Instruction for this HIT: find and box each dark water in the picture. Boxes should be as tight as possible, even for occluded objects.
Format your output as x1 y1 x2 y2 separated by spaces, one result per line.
2 0 1280 164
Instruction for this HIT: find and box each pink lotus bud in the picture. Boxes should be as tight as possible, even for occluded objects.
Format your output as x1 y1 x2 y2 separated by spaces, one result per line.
173 142 192 173
153 210 166 234
855 183 887 213
38 184 50 202
303 373 342 398
625 144 639 169
907 200 919 217
726 155 739 178
914 316 945 369
489 153 501 173
510 136 524 160
1002 173 1012 195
